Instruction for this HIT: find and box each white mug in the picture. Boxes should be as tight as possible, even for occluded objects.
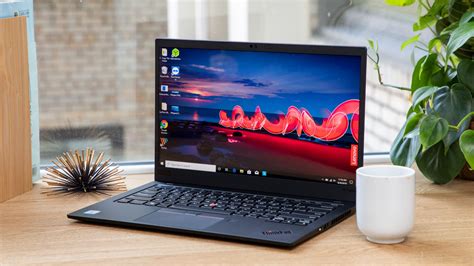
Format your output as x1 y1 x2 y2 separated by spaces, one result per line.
356 165 415 244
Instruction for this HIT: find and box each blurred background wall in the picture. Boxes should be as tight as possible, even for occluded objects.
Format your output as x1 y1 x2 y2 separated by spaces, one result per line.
34 0 419 164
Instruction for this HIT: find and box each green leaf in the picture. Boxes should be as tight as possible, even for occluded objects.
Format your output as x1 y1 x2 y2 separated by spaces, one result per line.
434 84 472 126
460 130 474 169
436 17 453 35
385 0 415 6
413 14 436 31
405 127 420 139
411 54 438 91
419 115 449 150
429 0 449 16
428 38 442 52
460 10 474 25
390 113 422 167
404 112 424 136
412 86 444 107
446 22 474 57
416 141 466 184
406 104 422 118
401 34 421 50
433 84 472 149
457 59 474 93
446 66 457 81
430 70 449 86
440 22 459 35
368 39 375 50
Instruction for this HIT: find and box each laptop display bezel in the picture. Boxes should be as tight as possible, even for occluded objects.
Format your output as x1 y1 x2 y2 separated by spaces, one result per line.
155 39 366 202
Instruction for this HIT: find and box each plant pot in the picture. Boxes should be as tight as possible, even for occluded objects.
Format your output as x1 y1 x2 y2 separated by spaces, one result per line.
458 119 474 181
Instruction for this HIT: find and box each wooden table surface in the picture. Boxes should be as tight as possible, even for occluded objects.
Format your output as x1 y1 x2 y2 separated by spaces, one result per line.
1 173 473 265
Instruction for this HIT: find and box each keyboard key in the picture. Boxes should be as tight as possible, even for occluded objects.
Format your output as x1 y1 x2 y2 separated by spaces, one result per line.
291 211 315 217
284 213 313 220
170 205 231 215
294 208 308 213
320 205 335 210
145 201 158 206
135 192 153 197
308 206 333 212
127 195 152 201
117 198 130 203
129 199 147 205
259 215 274 220
157 202 172 208
141 189 158 195
269 216 285 223
294 221 309 226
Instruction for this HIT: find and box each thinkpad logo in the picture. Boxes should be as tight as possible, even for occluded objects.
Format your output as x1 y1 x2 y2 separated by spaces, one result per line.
262 230 292 236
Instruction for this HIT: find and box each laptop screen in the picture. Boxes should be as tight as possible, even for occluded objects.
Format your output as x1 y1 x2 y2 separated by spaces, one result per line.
157 46 361 186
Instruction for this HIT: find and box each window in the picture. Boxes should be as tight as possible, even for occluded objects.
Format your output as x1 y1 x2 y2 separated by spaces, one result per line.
36 0 418 165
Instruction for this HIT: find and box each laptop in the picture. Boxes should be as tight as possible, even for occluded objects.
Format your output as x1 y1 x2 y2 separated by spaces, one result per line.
68 39 367 247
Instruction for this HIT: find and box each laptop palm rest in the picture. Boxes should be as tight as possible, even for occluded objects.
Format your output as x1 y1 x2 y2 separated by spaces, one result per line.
135 209 224 229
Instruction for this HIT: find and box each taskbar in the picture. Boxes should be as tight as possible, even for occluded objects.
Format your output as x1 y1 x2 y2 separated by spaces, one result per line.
159 160 355 186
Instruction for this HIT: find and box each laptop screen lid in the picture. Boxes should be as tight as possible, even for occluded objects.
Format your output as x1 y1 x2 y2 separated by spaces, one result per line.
155 39 366 202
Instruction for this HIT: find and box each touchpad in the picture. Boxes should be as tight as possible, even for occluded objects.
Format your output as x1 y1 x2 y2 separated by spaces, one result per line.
135 209 224 230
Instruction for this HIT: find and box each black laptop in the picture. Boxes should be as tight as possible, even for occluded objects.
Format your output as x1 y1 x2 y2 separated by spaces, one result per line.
68 39 366 247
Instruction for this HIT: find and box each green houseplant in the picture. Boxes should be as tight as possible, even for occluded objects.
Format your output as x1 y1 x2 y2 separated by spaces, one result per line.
368 0 474 184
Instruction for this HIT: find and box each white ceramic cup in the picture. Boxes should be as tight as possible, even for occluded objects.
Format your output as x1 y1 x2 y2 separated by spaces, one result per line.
356 165 415 244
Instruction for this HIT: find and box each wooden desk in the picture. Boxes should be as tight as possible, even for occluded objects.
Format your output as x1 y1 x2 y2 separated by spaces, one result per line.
1 174 473 265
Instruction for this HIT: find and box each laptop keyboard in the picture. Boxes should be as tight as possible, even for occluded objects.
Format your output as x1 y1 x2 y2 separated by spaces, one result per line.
116 184 344 226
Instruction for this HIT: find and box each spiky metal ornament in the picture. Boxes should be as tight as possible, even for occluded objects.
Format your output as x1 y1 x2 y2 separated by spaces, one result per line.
43 148 126 195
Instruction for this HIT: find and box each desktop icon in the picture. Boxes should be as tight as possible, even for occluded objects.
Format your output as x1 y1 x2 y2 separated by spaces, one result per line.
162 48 168 57
160 120 168 129
161 66 168 75
160 85 168 92
254 170 259 175
171 105 179 113
171 48 180 57
171 66 180 76
247 170 252 175
160 138 168 147
217 166 222 171
261 170 267 176
232 168 237 173
239 169 244 174
225 168 229 172
161 102 168 111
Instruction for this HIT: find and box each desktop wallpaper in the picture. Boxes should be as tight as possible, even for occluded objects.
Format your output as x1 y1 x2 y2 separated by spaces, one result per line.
159 47 361 182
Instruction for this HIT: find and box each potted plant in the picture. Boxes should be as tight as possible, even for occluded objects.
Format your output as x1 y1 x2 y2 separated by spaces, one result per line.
368 0 473 184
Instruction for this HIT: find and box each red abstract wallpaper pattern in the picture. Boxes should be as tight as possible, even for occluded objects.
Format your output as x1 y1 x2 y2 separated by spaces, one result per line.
218 99 359 142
